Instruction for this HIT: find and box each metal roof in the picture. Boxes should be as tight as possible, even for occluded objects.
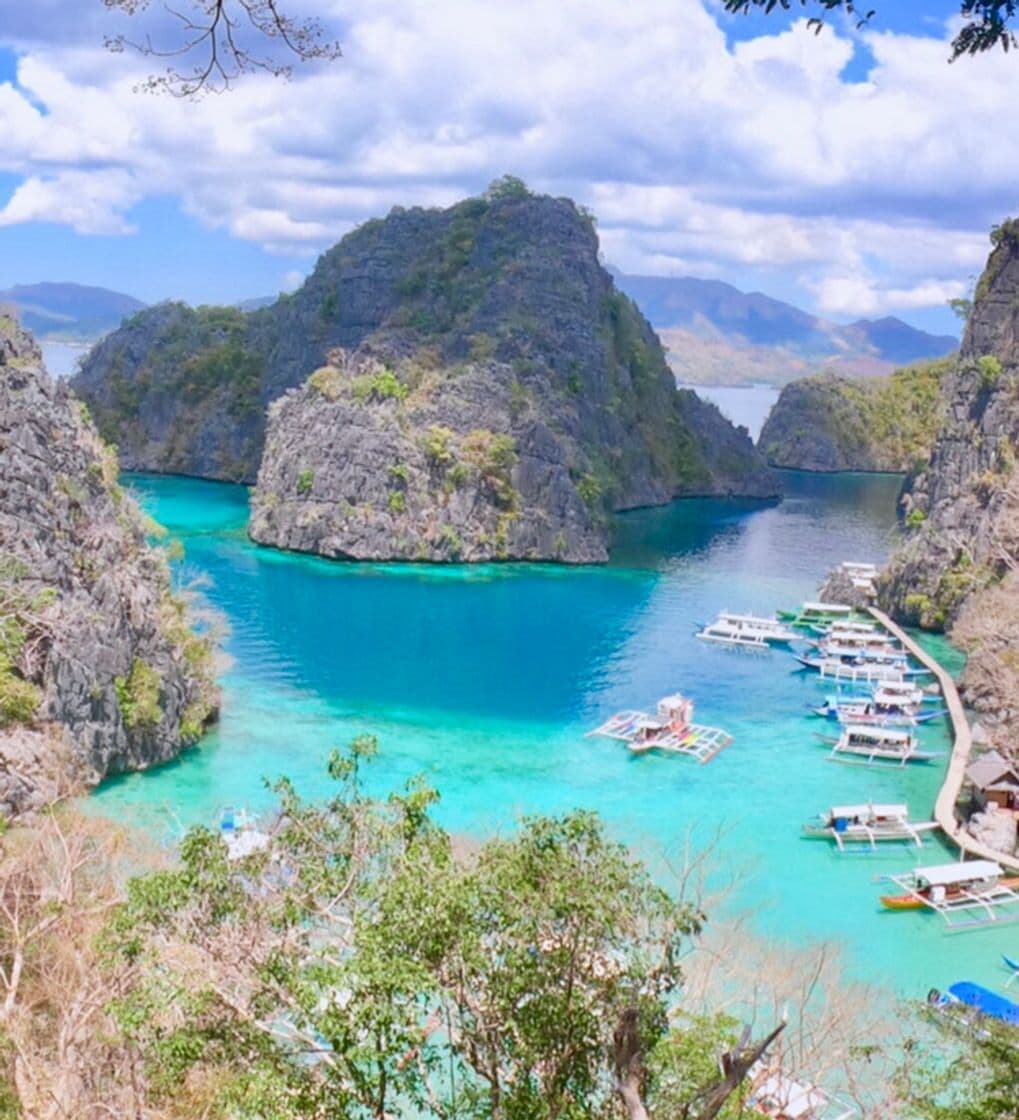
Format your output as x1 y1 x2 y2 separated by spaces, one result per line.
913 860 1002 887
966 749 1019 790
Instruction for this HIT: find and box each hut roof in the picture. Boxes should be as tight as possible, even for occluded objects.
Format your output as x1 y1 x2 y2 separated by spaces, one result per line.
966 749 1019 791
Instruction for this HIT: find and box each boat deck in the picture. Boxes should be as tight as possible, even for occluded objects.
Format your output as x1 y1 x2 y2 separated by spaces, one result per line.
885 874 1019 931
587 712 733 764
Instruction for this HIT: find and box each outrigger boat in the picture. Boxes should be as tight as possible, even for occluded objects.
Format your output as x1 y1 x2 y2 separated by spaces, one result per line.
880 860 1019 929
778 601 856 628
927 982 1019 1031
795 654 930 682
802 803 938 850
811 634 903 659
587 693 732 764
820 725 940 767
696 611 798 650
809 689 947 727
218 806 271 861
747 1060 856 1120
809 619 880 638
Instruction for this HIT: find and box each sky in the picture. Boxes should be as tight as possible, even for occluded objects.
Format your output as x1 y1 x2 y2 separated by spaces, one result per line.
0 0 1014 334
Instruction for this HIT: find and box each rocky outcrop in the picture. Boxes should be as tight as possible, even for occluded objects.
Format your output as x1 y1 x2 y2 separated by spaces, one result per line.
878 221 1019 760
0 315 218 816
758 365 948 472
74 183 777 563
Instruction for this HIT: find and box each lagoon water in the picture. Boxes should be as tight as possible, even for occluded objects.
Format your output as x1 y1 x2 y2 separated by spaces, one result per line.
92 470 1017 1000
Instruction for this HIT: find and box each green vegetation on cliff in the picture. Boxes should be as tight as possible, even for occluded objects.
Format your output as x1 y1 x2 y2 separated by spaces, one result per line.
759 360 950 473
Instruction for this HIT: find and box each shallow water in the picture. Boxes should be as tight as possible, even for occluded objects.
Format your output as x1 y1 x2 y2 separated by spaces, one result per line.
91 470 1019 1000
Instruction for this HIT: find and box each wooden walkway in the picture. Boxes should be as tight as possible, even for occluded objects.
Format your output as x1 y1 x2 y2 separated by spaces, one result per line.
868 606 1019 872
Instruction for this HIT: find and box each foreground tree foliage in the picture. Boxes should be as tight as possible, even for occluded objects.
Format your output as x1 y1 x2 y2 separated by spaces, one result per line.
0 738 1012 1116
103 0 342 96
102 735 778 1118
722 0 1019 59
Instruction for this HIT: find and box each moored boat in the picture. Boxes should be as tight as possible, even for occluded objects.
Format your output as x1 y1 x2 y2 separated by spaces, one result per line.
880 860 1019 929
802 803 938 850
809 691 947 727
795 654 930 682
821 725 940 766
696 611 798 649
778 601 856 627
587 694 732 764
219 806 271 860
927 981 1019 1029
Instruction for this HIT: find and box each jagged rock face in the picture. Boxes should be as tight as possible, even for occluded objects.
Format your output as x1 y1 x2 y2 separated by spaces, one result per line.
0 317 218 816
73 190 777 522
758 366 946 473
251 350 607 562
877 221 1019 759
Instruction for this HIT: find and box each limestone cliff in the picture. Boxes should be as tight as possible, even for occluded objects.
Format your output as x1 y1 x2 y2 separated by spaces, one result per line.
0 314 218 816
878 220 1019 752
758 364 948 472
74 183 777 562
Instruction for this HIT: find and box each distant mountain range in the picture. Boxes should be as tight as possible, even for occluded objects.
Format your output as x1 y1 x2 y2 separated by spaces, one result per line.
1 274 959 387
0 283 146 342
612 272 959 386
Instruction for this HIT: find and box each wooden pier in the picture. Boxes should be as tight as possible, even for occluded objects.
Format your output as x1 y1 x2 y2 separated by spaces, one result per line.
868 606 1019 873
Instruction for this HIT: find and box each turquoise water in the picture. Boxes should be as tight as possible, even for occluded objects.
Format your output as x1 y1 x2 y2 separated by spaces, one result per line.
92 471 1019 999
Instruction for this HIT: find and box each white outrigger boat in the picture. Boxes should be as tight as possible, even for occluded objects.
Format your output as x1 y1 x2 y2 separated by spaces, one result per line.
802 803 938 850
218 806 271 860
820 725 941 767
587 693 732 764
748 1060 856 1120
696 611 798 650
795 654 930 682
880 860 1019 930
812 633 903 659
809 685 947 727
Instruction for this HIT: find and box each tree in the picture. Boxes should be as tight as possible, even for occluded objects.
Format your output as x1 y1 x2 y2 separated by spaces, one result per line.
103 0 342 97
102 738 791 1118
722 1 1019 59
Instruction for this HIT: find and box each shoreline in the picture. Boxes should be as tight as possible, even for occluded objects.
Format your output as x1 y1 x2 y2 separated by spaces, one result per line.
868 605 1019 872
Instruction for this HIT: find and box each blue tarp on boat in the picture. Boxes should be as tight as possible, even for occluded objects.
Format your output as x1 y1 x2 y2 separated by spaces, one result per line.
948 982 1019 1026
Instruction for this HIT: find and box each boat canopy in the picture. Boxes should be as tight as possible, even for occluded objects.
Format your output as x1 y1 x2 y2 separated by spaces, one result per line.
828 621 878 634
718 611 780 625
803 601 853 614
947 982 1019 1025
830 803 908 819
881 681 922 695
844 725 913 744
913 860 1002 888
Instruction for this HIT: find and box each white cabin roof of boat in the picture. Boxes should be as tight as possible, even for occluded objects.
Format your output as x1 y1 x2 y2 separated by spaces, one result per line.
718 610 779 625
658 693 688 710
843 725 913 743
802 601 853 614
830 803 908 818
827 620 878 633
879 680 922 695
912 860 1003 887
636 716 667 730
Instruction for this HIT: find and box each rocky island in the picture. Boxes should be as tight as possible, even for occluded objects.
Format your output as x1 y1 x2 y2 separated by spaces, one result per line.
0 314 218 816
758 363 949 472
75 181 778 563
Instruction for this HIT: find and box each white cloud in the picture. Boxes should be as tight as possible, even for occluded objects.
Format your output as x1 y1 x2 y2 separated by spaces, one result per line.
0 1 1015 317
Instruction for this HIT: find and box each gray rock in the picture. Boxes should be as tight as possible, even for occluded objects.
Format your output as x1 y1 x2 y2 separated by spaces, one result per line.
0 316 219 816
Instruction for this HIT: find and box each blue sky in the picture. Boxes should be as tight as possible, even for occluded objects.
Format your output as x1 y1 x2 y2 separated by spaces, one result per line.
0 1 1015 332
